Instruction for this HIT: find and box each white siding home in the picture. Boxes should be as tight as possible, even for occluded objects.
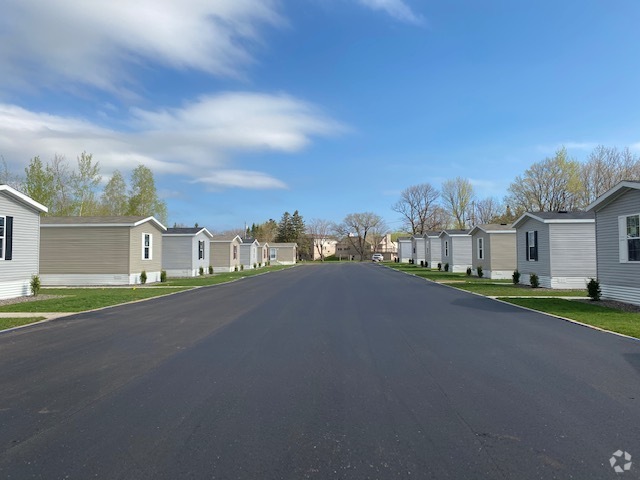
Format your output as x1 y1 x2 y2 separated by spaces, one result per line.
424 231 442 268
439 229 472 272
397 237 412 263
587 181 640 305
162 227 214 277
469 224 516 279
512 211 595 289
239 237 260 269
0 185 48 299
411 235 427 266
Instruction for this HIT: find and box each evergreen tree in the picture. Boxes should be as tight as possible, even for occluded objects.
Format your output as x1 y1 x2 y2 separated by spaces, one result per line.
276 211 294 242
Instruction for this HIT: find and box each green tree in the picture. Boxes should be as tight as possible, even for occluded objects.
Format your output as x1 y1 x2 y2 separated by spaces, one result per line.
127 164 167 224
48 154 74 216
100 170 129 216
71 152 101 215
24 156 55 212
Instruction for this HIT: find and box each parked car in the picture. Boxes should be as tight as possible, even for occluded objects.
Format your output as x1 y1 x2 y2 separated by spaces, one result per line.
372 253 384 262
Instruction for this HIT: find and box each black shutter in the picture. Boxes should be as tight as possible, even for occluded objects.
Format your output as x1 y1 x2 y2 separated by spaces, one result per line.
533 231 538 261
5 216 13 260
525 232 529 261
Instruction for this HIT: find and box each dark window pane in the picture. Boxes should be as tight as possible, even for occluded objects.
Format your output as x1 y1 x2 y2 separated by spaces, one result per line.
629 239 640 261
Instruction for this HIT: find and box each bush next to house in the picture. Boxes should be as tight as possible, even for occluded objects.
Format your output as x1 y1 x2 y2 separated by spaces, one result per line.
208 265 213 274
234 266 239 272
240 264 244 271
437 263 442 271
444 263 449 272
30 274 41 297
140 270 147 284
587 278 601 301
466 267 472 276
513 270 520 285
160 270 167 283
424 261 428 268
477 266 484 278
253 263 257 269
529 273 539 288
199 266 204 276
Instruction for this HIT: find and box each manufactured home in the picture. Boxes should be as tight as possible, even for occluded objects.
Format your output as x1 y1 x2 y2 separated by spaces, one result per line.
439 229 472 273
210 234 242 273
163 227 214 277
469 224 516 279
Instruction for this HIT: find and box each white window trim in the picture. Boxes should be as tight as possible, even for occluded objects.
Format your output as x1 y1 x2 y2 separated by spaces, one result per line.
142 233 153 260
527 231 537 262
619 214 640 263
0 215 5 260
444 241 449 257
477 237 484 260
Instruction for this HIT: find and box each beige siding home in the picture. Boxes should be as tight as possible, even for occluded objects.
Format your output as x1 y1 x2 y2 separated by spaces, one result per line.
469 224 516 279
0 185 48 299
269 243 298 264
40 216 166 285
210 235 242 272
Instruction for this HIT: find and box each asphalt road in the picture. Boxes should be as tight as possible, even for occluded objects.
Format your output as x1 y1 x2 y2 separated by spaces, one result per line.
0 263 639 479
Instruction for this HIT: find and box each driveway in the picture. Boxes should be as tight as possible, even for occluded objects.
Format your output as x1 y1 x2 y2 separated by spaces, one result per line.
0 263 638 479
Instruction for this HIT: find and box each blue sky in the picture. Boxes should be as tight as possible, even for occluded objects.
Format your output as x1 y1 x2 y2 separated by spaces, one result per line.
2 0 640 231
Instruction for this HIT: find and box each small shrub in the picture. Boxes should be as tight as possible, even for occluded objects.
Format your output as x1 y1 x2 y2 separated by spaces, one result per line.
240 264 244 271
529 273 539 288
477 266 484 278
160 270 167 283
444 263 449 272
208 265 213 274
437 262 442 271
199 266 204 276
512 270 520 285
30 274 41 296
587 278 601 301
234 266 239 272
254 263 257 269
466 267 472 276
140 270 147 284
424 261 428 268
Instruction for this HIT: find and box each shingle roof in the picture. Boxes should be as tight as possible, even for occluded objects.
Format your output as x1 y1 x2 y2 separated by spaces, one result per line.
41 215 167 230
211 234 242 242
166 227 203 235
440 229 470 236
529 211 594 220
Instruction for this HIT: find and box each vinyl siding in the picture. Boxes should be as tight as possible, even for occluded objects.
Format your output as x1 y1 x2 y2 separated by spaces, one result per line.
162 236 192 271
451 235 472 271
211 240 241 271
595 188 640 299
490 233 517 272
549 223 596 278
426 236 441 266
41 226 129 274
516 218 550 284
239 242 258 268
193 232 211 273
411 237 426 264
272 245 297 264
0 195 41 299
129 222 164 275
471 231 489 272
398 240 412 262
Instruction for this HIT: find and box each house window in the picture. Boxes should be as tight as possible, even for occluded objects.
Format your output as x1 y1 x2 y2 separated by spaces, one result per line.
526 231 538 261
477 238 484 260
270 248 277 261
626 214 640 261
0 216 4 259
142 233 152 260
198 240 205 260
233 245 238 259
444 241 449 257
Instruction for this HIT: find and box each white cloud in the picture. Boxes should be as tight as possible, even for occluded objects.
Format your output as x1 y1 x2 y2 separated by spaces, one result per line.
0 0 283 93
356 0 424 25
0 92 344 189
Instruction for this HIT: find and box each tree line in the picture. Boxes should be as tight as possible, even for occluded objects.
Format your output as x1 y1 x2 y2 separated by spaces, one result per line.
1 153 167 224
392 145 640 234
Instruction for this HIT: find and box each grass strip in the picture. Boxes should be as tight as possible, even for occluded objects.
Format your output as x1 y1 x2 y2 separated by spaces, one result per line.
0 287 191 313
501 298 640 339
455 283 587 297
0 317 48 330
163 265 292 286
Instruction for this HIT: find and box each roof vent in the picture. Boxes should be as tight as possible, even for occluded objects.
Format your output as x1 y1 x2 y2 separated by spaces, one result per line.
500 223 507 225
557 210 568 214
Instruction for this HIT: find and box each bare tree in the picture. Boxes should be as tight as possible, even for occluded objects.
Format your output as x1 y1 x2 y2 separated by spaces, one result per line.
0 155 23 190
441 177 475 229
48 154 75 215
307 218 334 261
391 183 440 235
475 197 503 224
335 212 387 261
579 146 640 206
506 147 581 213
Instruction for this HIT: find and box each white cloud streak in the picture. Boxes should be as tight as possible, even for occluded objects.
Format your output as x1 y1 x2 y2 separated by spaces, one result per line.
356 0 424 25
0 0 283 94
0 92 344 189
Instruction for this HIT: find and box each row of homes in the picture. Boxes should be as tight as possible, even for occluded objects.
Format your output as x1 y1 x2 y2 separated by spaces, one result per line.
0 185 297 298
396 180 640 306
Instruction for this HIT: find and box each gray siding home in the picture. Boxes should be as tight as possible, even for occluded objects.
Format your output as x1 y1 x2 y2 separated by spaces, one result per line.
411 235 427 266
397 237 412 263
424 231 442 268
513 211 595 289
269 243 298 265
469 224 516 279
163 227 214 277
239 237 260 269
0 185 48 299
439 230 472 272
40 216 166 285
210 234 242 273
587 181 640 305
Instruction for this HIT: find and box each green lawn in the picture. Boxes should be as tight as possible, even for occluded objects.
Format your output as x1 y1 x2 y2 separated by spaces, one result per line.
501 298 640 338
385 264 510 283
0 287 191 313
163 265 292 286
0 317 47 330
455 283 588 297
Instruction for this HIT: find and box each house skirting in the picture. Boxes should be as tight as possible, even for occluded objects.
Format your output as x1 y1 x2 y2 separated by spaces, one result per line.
450 264 470 273
0 278 34 300
522 274 590 290
477 269 513 280
212 266 235 273
165 268 199 278
399 257 411 263
601 284 640 307
41 272 162 286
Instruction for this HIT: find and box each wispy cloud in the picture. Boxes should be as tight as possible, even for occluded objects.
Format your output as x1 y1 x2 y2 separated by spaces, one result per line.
0 0 284 94
0 92 345 189
356 0 424 25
